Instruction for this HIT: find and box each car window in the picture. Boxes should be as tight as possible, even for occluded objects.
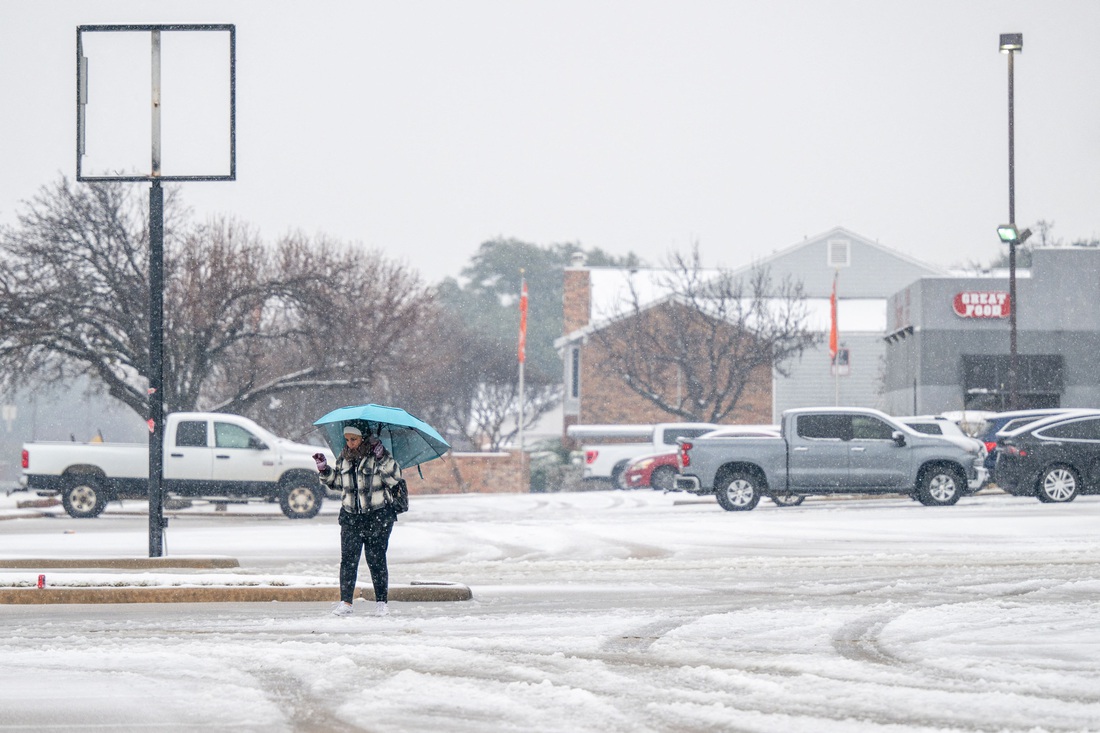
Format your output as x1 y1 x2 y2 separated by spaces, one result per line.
175 420 208 447
214 422 257 449
797 414 850 441
939 422 966 437
999 417 1046 434
905 423 942 436
852 416 896 440
1037 418 1100 441
662 427 714 444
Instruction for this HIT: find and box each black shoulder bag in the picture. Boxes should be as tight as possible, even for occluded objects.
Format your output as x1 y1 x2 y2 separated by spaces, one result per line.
390 478 409 514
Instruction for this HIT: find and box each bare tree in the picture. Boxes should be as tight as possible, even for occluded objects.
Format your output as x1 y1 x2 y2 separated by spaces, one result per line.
592 247 818 423
465 378 561 452
389 307 559 452
0 178 434 437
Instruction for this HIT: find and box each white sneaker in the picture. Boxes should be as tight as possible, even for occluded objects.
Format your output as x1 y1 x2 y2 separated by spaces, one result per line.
375 601 389 617
331 601 354 617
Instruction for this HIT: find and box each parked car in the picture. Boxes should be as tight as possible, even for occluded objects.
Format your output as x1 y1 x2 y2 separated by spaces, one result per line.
994 410 1100 502
568 422 720 485
898 415 988 490
620 426 779 492
976 408 1079 480
21 412 331 519
676 408 986 511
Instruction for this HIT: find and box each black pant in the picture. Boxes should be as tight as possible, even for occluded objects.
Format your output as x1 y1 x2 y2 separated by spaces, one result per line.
339 508 396 603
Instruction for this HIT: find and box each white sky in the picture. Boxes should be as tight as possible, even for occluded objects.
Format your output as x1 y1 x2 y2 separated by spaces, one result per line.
2 489 1100 730
3 1 1099 285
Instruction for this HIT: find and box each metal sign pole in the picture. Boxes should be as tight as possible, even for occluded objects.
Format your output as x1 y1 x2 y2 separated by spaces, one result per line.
148 30 165 557
149 180 165 557
74 23 236 556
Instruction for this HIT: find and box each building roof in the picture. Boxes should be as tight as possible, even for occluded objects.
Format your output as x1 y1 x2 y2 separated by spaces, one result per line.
556 226 913 349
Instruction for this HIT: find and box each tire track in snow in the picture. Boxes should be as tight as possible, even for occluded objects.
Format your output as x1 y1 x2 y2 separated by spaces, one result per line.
831 597 1100 708
251 666 360 732
599 617 692 655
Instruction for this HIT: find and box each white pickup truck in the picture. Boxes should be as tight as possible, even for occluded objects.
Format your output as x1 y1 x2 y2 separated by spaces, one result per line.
567 422 721 486
20 412 332 519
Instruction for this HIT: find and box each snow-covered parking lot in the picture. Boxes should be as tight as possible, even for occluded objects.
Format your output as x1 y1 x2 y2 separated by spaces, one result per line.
2 488 1100 732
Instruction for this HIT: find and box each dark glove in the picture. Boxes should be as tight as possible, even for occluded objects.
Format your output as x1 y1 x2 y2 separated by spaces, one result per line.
313 453 328 472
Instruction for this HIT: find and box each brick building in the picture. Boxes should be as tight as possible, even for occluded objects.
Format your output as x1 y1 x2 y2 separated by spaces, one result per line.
557 228 945 437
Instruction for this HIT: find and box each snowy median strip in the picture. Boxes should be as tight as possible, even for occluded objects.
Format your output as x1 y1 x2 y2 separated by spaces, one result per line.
0 556 240 569
0 567 472 603
0 574 472 603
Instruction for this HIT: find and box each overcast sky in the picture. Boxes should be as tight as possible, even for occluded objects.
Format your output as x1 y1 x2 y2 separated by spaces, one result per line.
3 1 1098 286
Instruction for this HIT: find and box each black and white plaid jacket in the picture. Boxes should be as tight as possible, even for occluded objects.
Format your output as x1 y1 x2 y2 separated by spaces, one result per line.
320 452 403 514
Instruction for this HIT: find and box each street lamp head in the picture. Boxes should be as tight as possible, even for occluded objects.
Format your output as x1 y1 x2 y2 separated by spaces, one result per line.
997 224 1019 243
997 224 1034 244
999 33 1023 53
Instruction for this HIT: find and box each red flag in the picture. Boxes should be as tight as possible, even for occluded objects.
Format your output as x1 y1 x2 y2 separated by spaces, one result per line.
518 279 528 364
829 272 838 361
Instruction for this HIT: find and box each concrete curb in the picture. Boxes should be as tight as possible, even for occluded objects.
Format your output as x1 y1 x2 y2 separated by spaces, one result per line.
0 557 240 569
0 582 472 605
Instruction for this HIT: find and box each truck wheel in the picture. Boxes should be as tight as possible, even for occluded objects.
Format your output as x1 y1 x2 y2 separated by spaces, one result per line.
916 466 963 506
280 482 322 519
771 492 805 507
1036 465 1079 503
650 466 677 491
715 471 761 512
61 475 108 519
611 461 628 489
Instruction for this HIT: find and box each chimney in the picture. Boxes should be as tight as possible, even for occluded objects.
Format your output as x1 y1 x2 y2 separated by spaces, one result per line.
562 256 590 335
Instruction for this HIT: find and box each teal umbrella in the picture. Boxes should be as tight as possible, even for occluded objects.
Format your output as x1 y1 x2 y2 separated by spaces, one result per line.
313 403 450 469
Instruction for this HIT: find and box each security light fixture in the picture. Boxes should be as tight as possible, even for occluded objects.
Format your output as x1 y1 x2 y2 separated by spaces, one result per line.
996 225 1032 244
999 33 1023 53
997 225 1018 243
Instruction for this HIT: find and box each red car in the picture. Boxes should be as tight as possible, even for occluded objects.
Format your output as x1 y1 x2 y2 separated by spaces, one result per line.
621 426 780 491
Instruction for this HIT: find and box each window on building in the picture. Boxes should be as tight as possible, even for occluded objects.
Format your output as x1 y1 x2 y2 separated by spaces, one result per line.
175 421 207 447
962 354 1064 411
569 347 581 399
827 239 851 268
831 347 850 376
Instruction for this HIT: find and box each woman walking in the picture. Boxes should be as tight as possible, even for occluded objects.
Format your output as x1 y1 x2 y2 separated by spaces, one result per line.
313 426 403 617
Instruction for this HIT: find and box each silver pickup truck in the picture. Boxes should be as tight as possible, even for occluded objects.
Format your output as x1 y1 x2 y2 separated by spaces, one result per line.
675 407 987 511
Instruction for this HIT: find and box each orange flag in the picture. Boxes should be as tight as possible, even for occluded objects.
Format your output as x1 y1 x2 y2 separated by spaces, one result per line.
829 272 838 361
518 279 528 364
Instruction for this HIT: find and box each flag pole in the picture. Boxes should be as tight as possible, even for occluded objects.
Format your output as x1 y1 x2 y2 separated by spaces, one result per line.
830 270 839 406
518 271 528 473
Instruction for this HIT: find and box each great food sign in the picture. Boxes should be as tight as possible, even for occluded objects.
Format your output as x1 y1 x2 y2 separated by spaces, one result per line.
953 291 1010 319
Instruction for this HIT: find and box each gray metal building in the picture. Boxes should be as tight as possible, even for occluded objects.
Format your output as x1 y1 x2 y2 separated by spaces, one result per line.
882 247 1100 415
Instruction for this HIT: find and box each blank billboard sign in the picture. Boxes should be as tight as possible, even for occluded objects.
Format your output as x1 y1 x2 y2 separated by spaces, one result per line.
77 24 235 181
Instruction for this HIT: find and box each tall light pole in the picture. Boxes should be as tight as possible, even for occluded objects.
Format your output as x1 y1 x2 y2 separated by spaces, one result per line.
999 32 1023 411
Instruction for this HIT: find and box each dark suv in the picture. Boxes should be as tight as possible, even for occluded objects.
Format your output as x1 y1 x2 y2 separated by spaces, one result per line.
976 409 1077 481
994 410 1100 502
